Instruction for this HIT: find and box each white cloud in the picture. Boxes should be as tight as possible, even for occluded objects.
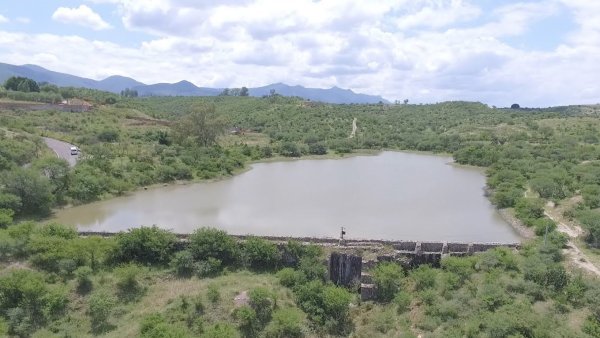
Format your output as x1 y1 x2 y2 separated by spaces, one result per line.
0 14 8 24
16 17 31 24
52 5 111 30
0 1 597 107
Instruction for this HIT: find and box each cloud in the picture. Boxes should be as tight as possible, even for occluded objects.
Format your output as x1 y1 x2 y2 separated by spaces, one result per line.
0 14 8 24
0 1 597 107
52 5 111 30
16 17 30 24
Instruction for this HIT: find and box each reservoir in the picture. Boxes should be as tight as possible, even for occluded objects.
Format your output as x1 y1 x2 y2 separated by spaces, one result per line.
53 151 520 242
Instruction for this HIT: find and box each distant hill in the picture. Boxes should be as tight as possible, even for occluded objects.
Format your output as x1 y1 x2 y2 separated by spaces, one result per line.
0 62 388 104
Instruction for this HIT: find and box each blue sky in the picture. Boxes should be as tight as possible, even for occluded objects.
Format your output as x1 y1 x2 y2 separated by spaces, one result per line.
0 0 597 107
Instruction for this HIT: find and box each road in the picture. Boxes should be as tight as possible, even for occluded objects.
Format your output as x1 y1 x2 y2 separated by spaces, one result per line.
43 137 79 167
544 209 600 277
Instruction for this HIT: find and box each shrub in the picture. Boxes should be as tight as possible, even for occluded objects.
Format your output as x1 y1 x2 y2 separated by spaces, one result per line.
243 237 281 270
200 323 240 338
75 266 93 294
441 256 475 282
196 257 223 277
263 308 305 338
410 265 437 290
207 283 221 304
276 268 306 288
112 226 178 266
188 227 239 266
140 313 190 338
0 208 14 228
88 291 116 333
114 264 145 301
308 143 327 155
233 305 258 337
279 142 301 157
372 262 404 302
250 287 277 325
393 291 412 314
171 250 195 277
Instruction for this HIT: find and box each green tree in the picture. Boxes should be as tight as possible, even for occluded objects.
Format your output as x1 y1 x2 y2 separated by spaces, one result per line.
243 237 281 271
174 105 227 147
188 227 239 266
2 169 54 216
4 76 40 92
111 226 177 266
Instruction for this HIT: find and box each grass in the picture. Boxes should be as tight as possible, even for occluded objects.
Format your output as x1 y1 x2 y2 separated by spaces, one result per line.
31 269 299 338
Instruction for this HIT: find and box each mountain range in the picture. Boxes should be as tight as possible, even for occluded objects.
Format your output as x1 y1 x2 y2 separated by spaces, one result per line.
0 63 388 104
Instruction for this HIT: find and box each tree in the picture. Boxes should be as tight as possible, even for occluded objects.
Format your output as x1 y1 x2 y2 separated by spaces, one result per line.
243 237 281 270
173 105 227 147
511 103 520 109
111 226 178 266
188 227 239 265
4 76 40 92
33 157 70 203
240 87 249 96
1 169 54 216
219 88 230 96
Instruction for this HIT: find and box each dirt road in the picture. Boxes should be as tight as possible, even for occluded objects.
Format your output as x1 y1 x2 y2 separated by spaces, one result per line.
43 137 79 167
544 209 600 277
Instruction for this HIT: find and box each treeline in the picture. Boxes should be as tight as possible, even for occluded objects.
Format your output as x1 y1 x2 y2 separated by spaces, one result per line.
1 76 119 104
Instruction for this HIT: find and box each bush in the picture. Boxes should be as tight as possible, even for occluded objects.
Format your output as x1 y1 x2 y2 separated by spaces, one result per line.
112 226 178 266
207 283 221 304
233 305 258 337
276 268 306 288
114 264 145 301
0 208 14 228
441 256 474 282
263 308 305 338
279 142 301 157
201 323 240 338
140 313 190 338
88 291 116 333
171 250 195 277
188 227 239 266
410 265 437 290
308 143 327 155
249 287 276 325
372 262 404 302
243 237 281 271
196 257 223 277
75 266 93 294
393 291 412 313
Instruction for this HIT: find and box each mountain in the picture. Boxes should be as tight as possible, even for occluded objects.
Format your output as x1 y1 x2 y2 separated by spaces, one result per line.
0 62 388 104
133 80 222 97
250 83 387 104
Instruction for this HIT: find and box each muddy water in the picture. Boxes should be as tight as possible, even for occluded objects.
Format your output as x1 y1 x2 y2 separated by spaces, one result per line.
53 152 520 242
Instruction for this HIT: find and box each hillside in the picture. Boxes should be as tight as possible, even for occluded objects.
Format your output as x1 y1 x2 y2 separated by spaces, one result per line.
0 62 388 104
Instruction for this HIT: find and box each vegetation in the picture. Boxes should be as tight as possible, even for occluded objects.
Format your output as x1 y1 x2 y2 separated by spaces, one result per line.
0 86 599 336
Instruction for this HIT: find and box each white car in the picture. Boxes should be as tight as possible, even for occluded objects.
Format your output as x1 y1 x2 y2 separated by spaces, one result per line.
70 146 79 155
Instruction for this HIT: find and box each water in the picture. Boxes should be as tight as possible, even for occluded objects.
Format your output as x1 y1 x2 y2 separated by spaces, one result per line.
53 151 520 242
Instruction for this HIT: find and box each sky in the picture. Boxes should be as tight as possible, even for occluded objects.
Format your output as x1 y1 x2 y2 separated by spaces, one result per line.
0 0 598 107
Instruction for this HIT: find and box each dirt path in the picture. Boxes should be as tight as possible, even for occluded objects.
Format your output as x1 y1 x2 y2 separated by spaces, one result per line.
349 117 357 138
544 207 600 277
